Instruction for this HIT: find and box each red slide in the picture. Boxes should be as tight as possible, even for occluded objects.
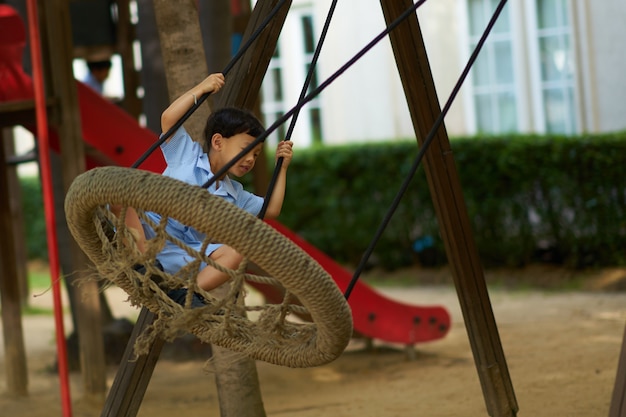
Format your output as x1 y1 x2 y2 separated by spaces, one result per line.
71 82 165 172
257 220 451 345
9 81 165 172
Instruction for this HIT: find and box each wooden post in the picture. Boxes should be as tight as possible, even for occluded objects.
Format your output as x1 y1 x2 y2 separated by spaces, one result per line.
0 130 29 397
115 0 143 119
42 0 107 401
135 0 170 134
199 0 232 74
101 309 164 417
609 322 626 417
214 0 291 111
379 1 518 416
2 128 30 305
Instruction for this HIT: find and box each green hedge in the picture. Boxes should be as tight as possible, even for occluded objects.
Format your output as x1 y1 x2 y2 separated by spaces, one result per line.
20 131 626 270
20 176 48 260
276 131 626 270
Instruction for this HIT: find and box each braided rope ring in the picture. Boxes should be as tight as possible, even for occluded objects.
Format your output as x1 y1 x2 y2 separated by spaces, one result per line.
64 166 353 367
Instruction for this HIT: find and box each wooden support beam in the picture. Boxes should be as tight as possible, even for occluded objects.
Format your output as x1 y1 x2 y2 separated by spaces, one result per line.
115 0 143 119
101 309 164 417
2 129 30 306
0 99 56 129
379 1 518 416
609 322 626 417
0 129 28 397
215 0 291 111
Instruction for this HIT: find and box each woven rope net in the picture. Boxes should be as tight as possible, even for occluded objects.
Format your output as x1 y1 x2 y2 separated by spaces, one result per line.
64 166 353 368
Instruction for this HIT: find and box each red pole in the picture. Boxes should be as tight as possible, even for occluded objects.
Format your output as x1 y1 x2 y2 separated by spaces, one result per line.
25 1 73 416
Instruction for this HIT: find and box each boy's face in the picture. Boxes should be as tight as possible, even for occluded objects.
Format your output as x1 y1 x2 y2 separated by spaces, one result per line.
213 132 262 177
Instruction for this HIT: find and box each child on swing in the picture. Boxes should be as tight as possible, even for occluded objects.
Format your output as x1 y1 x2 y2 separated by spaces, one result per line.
130 73 293 305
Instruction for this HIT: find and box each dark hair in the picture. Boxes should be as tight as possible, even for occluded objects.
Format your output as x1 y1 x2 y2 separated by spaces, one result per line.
87 60 112 71
203 107 265 150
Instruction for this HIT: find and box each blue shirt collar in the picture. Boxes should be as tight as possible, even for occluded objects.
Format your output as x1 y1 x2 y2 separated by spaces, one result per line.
198 153 237 199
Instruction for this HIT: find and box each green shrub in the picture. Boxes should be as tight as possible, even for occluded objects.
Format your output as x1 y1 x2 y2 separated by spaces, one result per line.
277 131 626 270
20 176 48 260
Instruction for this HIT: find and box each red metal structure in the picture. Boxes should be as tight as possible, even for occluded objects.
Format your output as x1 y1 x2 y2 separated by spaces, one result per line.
4 1 73 415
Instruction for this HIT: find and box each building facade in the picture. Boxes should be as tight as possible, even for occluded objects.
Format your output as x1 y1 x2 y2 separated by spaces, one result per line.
258 0 626 146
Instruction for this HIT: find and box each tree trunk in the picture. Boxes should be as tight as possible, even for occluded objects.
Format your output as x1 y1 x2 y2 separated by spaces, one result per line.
199 0 231 73
135 0 169 134
152 0 211 143
152 1 266 416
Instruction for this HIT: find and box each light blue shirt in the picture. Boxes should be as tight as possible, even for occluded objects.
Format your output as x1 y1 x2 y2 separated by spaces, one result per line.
160 126 262 213
83 72 104 95
145 126 263 274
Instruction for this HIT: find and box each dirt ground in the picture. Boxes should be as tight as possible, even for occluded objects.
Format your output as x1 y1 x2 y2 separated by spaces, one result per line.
2 265 626 417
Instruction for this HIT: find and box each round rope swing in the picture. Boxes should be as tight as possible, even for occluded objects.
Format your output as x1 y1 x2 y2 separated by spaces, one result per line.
65 0 497 369
64 166 352 367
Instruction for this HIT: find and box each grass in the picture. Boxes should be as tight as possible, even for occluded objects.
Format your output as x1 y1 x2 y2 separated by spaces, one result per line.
360 263 624 292
12 264 56 316
28 269 53 290
22 305 54 316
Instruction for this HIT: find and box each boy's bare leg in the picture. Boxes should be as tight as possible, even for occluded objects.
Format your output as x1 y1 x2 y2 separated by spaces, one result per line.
197 245 243 291
110 205 147 253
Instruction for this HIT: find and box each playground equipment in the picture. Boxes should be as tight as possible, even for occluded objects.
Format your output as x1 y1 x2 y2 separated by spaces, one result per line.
0 1 536 417
66 1 515 416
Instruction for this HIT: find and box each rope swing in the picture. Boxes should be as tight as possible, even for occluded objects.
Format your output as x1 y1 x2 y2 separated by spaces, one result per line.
64 166 353 367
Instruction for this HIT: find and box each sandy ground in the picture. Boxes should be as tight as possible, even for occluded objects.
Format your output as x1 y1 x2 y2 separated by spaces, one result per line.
2 267 626 417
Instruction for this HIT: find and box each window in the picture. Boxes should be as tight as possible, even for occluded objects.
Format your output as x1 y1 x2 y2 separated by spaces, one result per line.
260 8 322 147
260 45 286 145
300 14 322 145
533 0 577 134
467 0 518 134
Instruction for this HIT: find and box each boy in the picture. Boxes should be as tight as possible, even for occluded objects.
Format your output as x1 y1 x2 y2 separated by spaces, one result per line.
83 57 112 96
143 73 293 300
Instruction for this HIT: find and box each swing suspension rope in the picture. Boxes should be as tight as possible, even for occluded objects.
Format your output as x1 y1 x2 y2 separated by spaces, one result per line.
258 0 340 219
133 0 507 299
344 0 509 299
64 0 509 368
192 0 508 300
201 0 429 191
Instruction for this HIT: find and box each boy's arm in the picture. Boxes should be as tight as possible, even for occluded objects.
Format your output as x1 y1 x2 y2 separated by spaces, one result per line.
264 141 294 219
160 73 225 139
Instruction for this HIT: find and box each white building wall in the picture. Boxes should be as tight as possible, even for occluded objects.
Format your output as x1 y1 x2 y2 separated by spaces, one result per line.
313 0 405 144
416 0 467 135
581 0 626 133
265 0 626 145
297 0 467 145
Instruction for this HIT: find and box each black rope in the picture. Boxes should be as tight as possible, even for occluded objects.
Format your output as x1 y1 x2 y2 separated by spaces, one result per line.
343 0 509 299
202 0 429 190
257 0 339 219
131 0 290 169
